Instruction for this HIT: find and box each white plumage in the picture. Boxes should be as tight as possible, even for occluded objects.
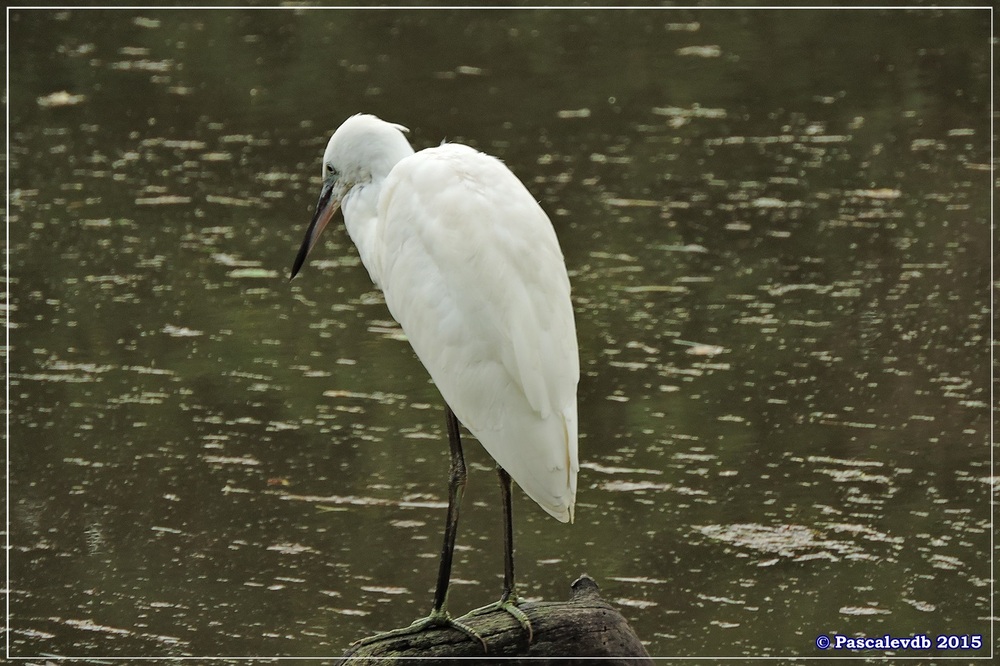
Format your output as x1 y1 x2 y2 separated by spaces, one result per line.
295 114 579 523
377 144 579 521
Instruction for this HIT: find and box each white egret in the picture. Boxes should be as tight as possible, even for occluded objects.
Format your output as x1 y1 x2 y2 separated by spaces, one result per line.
290 114 579 649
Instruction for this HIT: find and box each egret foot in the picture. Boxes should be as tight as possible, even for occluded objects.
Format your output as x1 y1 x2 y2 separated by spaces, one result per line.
464 592 534 643
351 609 487 653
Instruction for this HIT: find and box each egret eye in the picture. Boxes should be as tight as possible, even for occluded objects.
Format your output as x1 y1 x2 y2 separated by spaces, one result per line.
324 163 337 179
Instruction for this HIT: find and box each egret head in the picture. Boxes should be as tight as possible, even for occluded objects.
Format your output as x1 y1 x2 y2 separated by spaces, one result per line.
290 114 412 279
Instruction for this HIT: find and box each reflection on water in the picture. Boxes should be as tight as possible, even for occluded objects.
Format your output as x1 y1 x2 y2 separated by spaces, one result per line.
7 7 992 659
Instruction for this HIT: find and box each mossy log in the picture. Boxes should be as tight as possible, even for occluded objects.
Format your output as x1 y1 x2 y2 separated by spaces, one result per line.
337 575 652 665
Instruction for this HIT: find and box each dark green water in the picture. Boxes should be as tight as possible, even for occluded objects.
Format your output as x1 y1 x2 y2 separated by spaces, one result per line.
6 7 993 660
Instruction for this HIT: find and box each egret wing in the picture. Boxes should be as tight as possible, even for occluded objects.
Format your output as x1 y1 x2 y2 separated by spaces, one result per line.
375 144 579 521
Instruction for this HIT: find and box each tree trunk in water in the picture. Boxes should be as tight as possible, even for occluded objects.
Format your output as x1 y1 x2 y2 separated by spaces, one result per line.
337 575 652 665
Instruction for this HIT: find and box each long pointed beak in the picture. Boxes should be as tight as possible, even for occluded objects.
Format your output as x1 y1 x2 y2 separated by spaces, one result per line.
290 175 341 280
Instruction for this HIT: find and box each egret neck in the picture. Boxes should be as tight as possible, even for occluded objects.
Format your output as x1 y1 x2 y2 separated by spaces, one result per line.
341 178 388 287
335 129 414 288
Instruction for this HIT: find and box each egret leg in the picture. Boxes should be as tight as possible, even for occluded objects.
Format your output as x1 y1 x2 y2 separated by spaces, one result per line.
463 466 534 643
352 406 486 652
433 406 468 613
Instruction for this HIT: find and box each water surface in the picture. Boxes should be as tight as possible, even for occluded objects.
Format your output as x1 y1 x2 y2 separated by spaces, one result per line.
6 7 993 660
